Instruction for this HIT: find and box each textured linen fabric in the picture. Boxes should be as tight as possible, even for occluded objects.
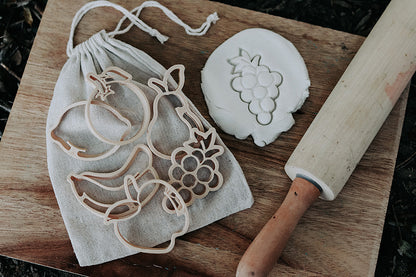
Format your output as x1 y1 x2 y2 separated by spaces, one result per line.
46 30 253 266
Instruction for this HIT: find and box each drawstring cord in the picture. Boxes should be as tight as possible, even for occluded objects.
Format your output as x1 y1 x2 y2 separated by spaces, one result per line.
109 1 219 38
67 0 219 57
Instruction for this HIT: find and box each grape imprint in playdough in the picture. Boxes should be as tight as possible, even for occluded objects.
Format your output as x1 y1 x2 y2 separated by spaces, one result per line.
201 28 310 146
229 49 283 125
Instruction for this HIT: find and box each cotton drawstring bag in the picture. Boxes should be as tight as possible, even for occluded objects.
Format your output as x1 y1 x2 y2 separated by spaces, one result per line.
46 0 253 266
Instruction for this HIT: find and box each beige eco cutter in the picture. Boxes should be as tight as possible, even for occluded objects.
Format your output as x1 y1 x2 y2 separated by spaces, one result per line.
146 64 205 159
114 179 190 253
67 144 159 219
49 100 132 161
163 127 225 213
49 64 225 254
86 67 151 146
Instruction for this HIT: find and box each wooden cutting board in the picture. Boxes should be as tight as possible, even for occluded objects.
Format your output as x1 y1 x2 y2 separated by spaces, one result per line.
0 0 408 276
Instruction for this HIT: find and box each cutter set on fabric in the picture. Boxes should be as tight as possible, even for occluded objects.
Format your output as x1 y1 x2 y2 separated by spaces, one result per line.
49 64 225 253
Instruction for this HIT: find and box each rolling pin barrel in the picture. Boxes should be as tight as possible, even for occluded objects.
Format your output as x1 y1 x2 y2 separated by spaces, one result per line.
285 0 416 200
237 0 416 276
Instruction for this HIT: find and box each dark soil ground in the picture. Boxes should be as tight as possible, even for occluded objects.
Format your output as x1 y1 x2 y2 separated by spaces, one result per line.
1 0 415 276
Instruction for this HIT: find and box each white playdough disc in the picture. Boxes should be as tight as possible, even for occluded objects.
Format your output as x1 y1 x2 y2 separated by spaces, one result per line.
201 28 310 147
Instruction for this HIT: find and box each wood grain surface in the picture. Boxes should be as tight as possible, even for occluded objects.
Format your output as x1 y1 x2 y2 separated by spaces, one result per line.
0 0 408 276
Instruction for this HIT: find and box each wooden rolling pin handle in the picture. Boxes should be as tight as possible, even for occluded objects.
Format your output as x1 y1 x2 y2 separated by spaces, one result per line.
236 177 320 277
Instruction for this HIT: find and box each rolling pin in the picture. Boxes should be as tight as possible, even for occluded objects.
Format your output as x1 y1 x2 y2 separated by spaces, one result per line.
237 0 416 276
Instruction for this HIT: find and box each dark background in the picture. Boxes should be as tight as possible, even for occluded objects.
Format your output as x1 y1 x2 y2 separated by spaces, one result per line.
0 0 415 276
